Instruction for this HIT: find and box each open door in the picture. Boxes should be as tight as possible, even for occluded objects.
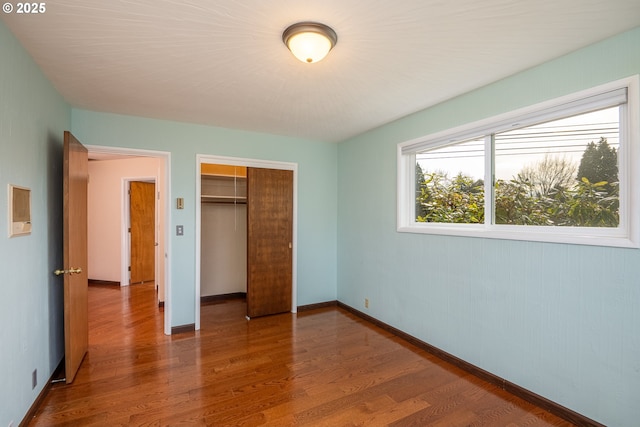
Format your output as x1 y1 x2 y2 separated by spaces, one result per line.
58 131 89 383
246 168 293 318
130 181 155 284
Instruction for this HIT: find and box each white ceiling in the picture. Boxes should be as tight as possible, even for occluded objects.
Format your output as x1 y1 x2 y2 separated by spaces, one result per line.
3 0 639 143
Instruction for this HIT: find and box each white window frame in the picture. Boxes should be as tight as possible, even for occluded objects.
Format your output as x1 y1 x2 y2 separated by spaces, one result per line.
397 75 640 248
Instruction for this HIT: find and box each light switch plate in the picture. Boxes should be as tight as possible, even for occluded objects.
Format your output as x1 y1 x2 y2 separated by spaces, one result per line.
176 225 184 236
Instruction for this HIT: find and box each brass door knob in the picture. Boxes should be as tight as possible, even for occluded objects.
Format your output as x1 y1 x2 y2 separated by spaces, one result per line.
54 267 83 276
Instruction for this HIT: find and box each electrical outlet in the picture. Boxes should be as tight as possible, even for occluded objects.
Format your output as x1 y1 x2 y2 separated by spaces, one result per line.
364 298 369 309
32 369 37 389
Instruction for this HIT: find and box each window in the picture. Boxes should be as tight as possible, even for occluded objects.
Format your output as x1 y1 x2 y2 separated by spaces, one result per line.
398 76 639 247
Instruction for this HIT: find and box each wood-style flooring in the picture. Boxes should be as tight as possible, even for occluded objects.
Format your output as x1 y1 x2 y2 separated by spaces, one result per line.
28 283 575 426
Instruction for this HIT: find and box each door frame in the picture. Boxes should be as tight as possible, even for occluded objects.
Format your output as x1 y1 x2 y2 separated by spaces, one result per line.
122 177 157 287
87 145 172 336
195 154 298 330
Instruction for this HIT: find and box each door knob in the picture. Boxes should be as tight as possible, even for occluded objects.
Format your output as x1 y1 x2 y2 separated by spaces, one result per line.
53 267 83 276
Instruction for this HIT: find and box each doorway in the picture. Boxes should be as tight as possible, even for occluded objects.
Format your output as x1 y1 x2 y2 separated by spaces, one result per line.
87 145 172 335
196 155 298 330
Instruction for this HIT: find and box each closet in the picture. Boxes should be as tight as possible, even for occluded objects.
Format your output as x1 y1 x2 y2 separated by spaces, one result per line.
200 164 247 299
200 162 294 318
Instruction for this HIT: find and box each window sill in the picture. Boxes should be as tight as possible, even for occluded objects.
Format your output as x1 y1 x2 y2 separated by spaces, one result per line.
397 223 638 248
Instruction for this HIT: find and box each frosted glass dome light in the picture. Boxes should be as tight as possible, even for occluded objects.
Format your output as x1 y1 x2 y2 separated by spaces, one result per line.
283 22 337 64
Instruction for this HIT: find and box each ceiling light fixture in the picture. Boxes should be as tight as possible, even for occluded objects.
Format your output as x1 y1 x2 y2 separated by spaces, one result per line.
282 22 337 64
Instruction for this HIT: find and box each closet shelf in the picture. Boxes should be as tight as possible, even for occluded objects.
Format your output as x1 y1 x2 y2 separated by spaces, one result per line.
201 195 247 204
201 174 247 180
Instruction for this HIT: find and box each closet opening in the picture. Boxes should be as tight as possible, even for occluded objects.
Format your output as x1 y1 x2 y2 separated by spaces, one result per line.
200 164 248 305
196 155 298 330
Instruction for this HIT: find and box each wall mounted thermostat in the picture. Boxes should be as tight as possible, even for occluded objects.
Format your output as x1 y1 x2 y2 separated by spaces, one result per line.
9 184 31 237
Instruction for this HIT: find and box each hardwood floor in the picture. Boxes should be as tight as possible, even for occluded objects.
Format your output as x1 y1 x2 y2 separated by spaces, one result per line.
28 283 575 426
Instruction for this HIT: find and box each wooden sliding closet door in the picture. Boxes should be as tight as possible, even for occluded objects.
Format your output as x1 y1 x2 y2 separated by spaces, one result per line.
246 168 293 318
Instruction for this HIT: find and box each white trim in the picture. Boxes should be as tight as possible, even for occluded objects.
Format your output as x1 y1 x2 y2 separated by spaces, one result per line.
121 179 130 287
86 145 173 335
397 75 640 248
195 154 299 330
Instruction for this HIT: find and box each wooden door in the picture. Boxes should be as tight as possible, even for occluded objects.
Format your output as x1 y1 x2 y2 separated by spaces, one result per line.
246 168 293 318
62 131 89 383
130 181 155 284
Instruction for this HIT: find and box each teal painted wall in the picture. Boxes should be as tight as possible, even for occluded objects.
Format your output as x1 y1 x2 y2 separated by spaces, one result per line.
0 21 71 426
71 110 338 327
337 27 640 426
